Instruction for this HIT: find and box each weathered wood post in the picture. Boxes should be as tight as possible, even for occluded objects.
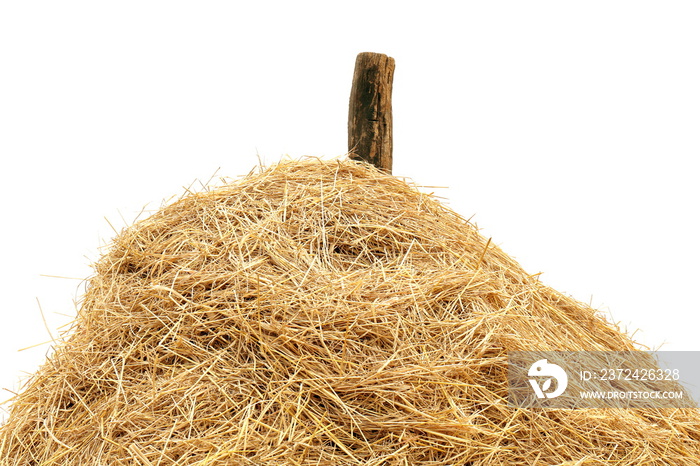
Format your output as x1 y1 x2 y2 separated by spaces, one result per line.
348 52 395 174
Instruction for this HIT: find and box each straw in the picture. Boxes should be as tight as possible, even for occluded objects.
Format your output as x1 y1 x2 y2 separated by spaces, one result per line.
1 158 698 465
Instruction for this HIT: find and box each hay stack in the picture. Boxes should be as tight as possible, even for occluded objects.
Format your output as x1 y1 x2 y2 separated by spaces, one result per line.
1 159 698 465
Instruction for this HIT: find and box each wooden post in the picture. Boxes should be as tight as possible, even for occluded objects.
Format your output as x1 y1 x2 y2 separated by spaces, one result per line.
348 52 395 173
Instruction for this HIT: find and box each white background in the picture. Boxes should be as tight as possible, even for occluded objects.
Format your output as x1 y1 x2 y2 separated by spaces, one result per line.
1 2 699 408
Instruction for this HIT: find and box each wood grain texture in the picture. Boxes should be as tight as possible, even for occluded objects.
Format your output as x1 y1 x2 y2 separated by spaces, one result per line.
348 52 395 173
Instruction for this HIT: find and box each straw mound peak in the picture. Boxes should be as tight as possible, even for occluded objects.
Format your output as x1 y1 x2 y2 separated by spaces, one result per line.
1 159 698 464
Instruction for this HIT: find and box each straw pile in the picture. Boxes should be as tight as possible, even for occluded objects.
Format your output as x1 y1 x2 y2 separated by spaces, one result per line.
1 158 698 465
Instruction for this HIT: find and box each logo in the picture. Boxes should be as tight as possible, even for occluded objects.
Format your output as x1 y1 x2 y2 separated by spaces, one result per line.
528 359 568 399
